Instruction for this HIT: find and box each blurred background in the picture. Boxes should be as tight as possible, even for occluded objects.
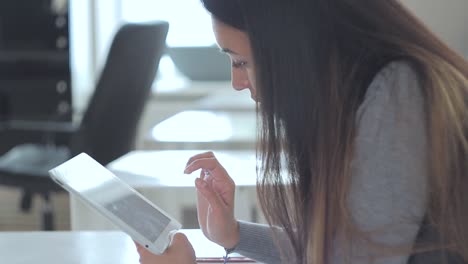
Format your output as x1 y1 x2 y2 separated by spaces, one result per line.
0 0 466 231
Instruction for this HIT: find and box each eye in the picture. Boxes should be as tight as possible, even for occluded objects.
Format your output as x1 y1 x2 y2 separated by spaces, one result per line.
232 60 247 69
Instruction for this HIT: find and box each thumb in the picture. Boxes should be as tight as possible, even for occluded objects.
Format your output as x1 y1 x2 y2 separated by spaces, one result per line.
195 178 225 211
170 233 189 247
167 233 195 256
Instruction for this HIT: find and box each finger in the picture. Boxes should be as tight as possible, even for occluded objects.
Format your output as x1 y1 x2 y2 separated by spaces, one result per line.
134 241 145 251
184 157 219 174
195 178 226 211
185 151 215 167
134 242 146 255
134 240 141 249
196 183 209 224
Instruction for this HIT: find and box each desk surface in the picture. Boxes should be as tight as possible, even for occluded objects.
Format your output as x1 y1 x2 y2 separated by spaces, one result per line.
0 230 254 264
145 110 257 150
152 80 231 101
193 89 255 112
107 150 258 188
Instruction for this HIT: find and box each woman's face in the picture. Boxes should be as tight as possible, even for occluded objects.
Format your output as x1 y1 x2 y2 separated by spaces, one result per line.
212 18 257 101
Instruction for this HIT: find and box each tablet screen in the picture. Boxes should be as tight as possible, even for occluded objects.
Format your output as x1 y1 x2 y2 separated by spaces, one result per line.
104 193 170 242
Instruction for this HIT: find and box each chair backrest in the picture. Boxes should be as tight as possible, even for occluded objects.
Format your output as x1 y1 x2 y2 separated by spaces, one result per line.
70 22 169 165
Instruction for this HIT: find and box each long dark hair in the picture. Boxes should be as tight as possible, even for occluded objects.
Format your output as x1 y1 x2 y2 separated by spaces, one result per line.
202 0 468 263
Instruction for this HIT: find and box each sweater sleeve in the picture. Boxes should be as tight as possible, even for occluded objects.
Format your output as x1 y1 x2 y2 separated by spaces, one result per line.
233 61 429 264
234 221 285 264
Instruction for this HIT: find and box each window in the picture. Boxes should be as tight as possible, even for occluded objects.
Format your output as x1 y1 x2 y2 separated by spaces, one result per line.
121 0 223 91
121 0 216 47
71 0 222 101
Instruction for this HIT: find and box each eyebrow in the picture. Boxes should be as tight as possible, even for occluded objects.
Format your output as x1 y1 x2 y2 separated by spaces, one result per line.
220 48 239 55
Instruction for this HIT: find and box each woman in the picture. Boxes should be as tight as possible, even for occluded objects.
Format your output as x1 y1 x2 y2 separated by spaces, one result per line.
136 0 468 263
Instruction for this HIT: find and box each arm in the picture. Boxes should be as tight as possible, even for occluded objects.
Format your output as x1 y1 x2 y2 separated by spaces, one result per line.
333 62 428 263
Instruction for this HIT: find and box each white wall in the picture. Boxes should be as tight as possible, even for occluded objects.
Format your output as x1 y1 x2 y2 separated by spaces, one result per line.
403 0 468 57
69 0 122 114
69 0 94 114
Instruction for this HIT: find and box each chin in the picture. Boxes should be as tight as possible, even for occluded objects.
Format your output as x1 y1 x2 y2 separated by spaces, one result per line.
250 93 258 102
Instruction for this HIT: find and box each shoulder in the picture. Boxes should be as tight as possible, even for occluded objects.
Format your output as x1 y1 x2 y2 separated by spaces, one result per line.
355 60 427 144
334 61 430 261
357 61 424 118
352 60 428 186
368 60 421 92
349 59 429 237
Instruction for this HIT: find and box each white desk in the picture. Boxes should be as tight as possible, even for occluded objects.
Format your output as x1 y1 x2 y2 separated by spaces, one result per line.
143 110 257 150
0 230 255 264
193 89 255 112
152 80 232 101
70 150 264 231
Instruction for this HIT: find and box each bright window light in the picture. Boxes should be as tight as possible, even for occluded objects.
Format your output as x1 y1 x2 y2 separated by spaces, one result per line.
152 111 234 142
121 0 216 47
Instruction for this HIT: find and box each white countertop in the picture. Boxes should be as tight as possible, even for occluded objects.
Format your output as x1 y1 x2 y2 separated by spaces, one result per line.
0 230 254 264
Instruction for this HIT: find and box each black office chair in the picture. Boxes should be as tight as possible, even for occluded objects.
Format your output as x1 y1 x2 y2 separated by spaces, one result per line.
0 22 169 230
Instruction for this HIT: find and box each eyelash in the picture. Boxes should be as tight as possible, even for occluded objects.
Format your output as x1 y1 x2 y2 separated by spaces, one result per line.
232 60 247 68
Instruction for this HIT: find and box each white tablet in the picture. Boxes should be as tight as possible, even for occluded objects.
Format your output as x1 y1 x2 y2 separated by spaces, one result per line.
49 153 182 255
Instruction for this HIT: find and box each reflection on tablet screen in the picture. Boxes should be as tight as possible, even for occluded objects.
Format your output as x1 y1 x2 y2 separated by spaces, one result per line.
104 194 171 242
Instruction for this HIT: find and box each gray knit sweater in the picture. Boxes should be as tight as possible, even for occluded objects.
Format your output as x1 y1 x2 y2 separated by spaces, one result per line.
233 62 430 264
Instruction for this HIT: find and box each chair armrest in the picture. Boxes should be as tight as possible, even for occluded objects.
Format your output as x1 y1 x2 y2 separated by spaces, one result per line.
1 120 79 133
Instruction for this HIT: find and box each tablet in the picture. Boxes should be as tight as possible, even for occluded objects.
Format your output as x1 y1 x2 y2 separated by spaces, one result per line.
49 153 182 255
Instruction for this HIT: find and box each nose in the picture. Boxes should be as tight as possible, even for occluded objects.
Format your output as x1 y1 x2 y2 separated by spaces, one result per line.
231 69 249 91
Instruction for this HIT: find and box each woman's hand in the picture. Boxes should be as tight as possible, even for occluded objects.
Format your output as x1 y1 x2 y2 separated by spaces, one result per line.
184 151 240 249
135 233 196 264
